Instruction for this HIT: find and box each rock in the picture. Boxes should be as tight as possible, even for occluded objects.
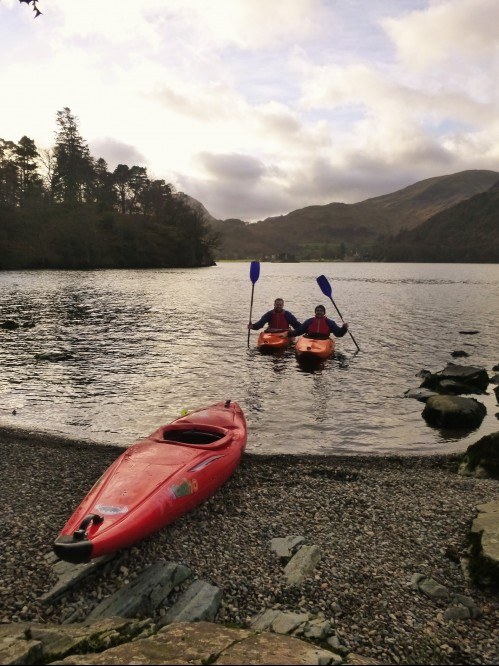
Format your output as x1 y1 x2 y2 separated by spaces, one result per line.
404 388 439 402
422 395 486 429
421 363 489 394
34 351 74 362
41 555 115 603
47 621 340 665
0 619 153 665
215 630 337 665
411 574 449 600
450 594 481 618
272 611 310 635
158 579 222 626
249 609 282 632
283 545 321 587
458 432 499 479
0 319 20 330
451 350 469 358
444 605 471 620
86 561 192 621
345 654 382 664
468 501 499 585
270 536 305 558
0 624 42 666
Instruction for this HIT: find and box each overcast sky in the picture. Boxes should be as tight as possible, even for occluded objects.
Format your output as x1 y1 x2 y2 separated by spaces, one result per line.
1 0 498 221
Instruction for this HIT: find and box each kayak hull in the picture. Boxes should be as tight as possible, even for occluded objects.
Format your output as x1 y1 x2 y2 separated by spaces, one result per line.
53 401 247 563
257 330 291 351
295 336 334 360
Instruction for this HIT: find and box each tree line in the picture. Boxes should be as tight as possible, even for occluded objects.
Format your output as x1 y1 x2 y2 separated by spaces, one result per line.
0 108 219 269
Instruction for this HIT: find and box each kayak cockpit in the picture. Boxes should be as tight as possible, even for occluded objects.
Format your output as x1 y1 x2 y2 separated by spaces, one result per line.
162 424 228 446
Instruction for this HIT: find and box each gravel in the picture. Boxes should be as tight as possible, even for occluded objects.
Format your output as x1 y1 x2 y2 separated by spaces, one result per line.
0 425 498 665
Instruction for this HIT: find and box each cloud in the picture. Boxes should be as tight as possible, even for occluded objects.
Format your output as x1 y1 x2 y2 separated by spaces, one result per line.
382 0 499 72
2 0 499 223
195 152 266 183
89 138 148 170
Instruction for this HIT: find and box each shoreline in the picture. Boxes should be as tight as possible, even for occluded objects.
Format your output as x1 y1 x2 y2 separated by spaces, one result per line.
0 422 471 462
1 427 498 664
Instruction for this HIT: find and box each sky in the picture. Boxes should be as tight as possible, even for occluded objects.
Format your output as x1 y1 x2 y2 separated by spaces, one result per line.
1 0 498 221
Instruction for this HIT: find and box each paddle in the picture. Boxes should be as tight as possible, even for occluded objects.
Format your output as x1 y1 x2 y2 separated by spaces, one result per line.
316 274 360 351
247 261 260 347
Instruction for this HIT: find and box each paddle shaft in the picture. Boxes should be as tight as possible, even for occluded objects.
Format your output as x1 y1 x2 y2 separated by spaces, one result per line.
247 283 255 347
327 295 361 352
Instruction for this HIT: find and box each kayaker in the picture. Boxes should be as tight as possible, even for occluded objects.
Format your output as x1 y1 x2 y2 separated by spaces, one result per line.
290 304 348 339
248 298 301 334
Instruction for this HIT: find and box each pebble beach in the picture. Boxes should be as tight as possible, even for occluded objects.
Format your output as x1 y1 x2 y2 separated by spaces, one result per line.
0 424 498 665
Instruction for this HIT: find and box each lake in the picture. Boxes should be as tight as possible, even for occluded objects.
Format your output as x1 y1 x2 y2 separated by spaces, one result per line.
0 262 497 456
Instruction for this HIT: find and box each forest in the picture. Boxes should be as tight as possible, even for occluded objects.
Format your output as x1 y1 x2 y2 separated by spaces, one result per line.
0 107 219 269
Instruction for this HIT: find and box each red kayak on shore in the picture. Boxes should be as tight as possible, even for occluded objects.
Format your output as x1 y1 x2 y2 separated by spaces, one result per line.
295 335 334 360
53 400 247 564
257 330 292 352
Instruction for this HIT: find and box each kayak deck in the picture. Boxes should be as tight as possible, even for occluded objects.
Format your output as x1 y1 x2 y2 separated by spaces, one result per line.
295 335 334 360
53 400 247 563
257 330 291 351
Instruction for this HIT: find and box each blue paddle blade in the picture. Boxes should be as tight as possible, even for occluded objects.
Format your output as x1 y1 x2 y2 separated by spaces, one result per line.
316 275 332 298
250 261 260 284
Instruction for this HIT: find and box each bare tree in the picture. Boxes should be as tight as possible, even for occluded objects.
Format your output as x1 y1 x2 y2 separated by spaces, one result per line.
19 1 42 18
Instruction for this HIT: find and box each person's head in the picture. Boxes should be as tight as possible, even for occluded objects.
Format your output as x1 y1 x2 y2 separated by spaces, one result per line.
314 305 326 317
273 298 284 311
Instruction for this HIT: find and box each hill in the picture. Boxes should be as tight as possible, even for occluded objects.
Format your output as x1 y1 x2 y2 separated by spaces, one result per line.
210 170 499 261
381 180 499 262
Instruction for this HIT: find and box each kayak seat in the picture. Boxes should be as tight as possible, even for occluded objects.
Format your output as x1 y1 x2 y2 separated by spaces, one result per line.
162 428 225 445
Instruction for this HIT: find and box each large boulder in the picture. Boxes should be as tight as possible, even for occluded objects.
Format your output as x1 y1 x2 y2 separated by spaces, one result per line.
0 618 344 666
468 502 499 586
420 363 489 394
458 432 499 479
422 395 486 429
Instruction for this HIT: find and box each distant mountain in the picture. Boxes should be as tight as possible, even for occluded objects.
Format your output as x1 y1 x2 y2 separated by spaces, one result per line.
208 170 499 261
381 180 499 262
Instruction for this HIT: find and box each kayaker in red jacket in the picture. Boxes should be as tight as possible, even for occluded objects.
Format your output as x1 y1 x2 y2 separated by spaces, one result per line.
290 304 348 339
248 298 301 333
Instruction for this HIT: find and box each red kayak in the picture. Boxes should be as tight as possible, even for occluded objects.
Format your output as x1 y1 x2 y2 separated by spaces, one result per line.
257 330 291 352
295 335 334 360
53 401 247 563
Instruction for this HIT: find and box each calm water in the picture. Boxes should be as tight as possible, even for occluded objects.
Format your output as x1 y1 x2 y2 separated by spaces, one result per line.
0 262 497 456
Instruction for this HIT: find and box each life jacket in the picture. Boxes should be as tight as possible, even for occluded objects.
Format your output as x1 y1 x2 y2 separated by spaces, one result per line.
307 316 329 336
268 310 288 330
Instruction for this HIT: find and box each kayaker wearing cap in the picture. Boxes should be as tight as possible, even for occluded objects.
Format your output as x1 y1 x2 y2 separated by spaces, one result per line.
290 304 348 339
248 298 301 334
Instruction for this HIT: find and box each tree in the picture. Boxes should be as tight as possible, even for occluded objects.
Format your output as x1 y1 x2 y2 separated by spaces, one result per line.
0 139 18 208
126 166 149 213
91 157 117 211
53 107 93 205
14 136 42 204
19 1 42 18
141 179 175 217
113 164 130 215
38 147 56 203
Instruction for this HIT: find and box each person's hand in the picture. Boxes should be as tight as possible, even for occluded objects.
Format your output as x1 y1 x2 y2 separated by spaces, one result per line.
247 323 253 330
287 330 295 337
343 322 349 330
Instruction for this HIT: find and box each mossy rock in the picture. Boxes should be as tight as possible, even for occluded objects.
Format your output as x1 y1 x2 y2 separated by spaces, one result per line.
458 432 499 479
